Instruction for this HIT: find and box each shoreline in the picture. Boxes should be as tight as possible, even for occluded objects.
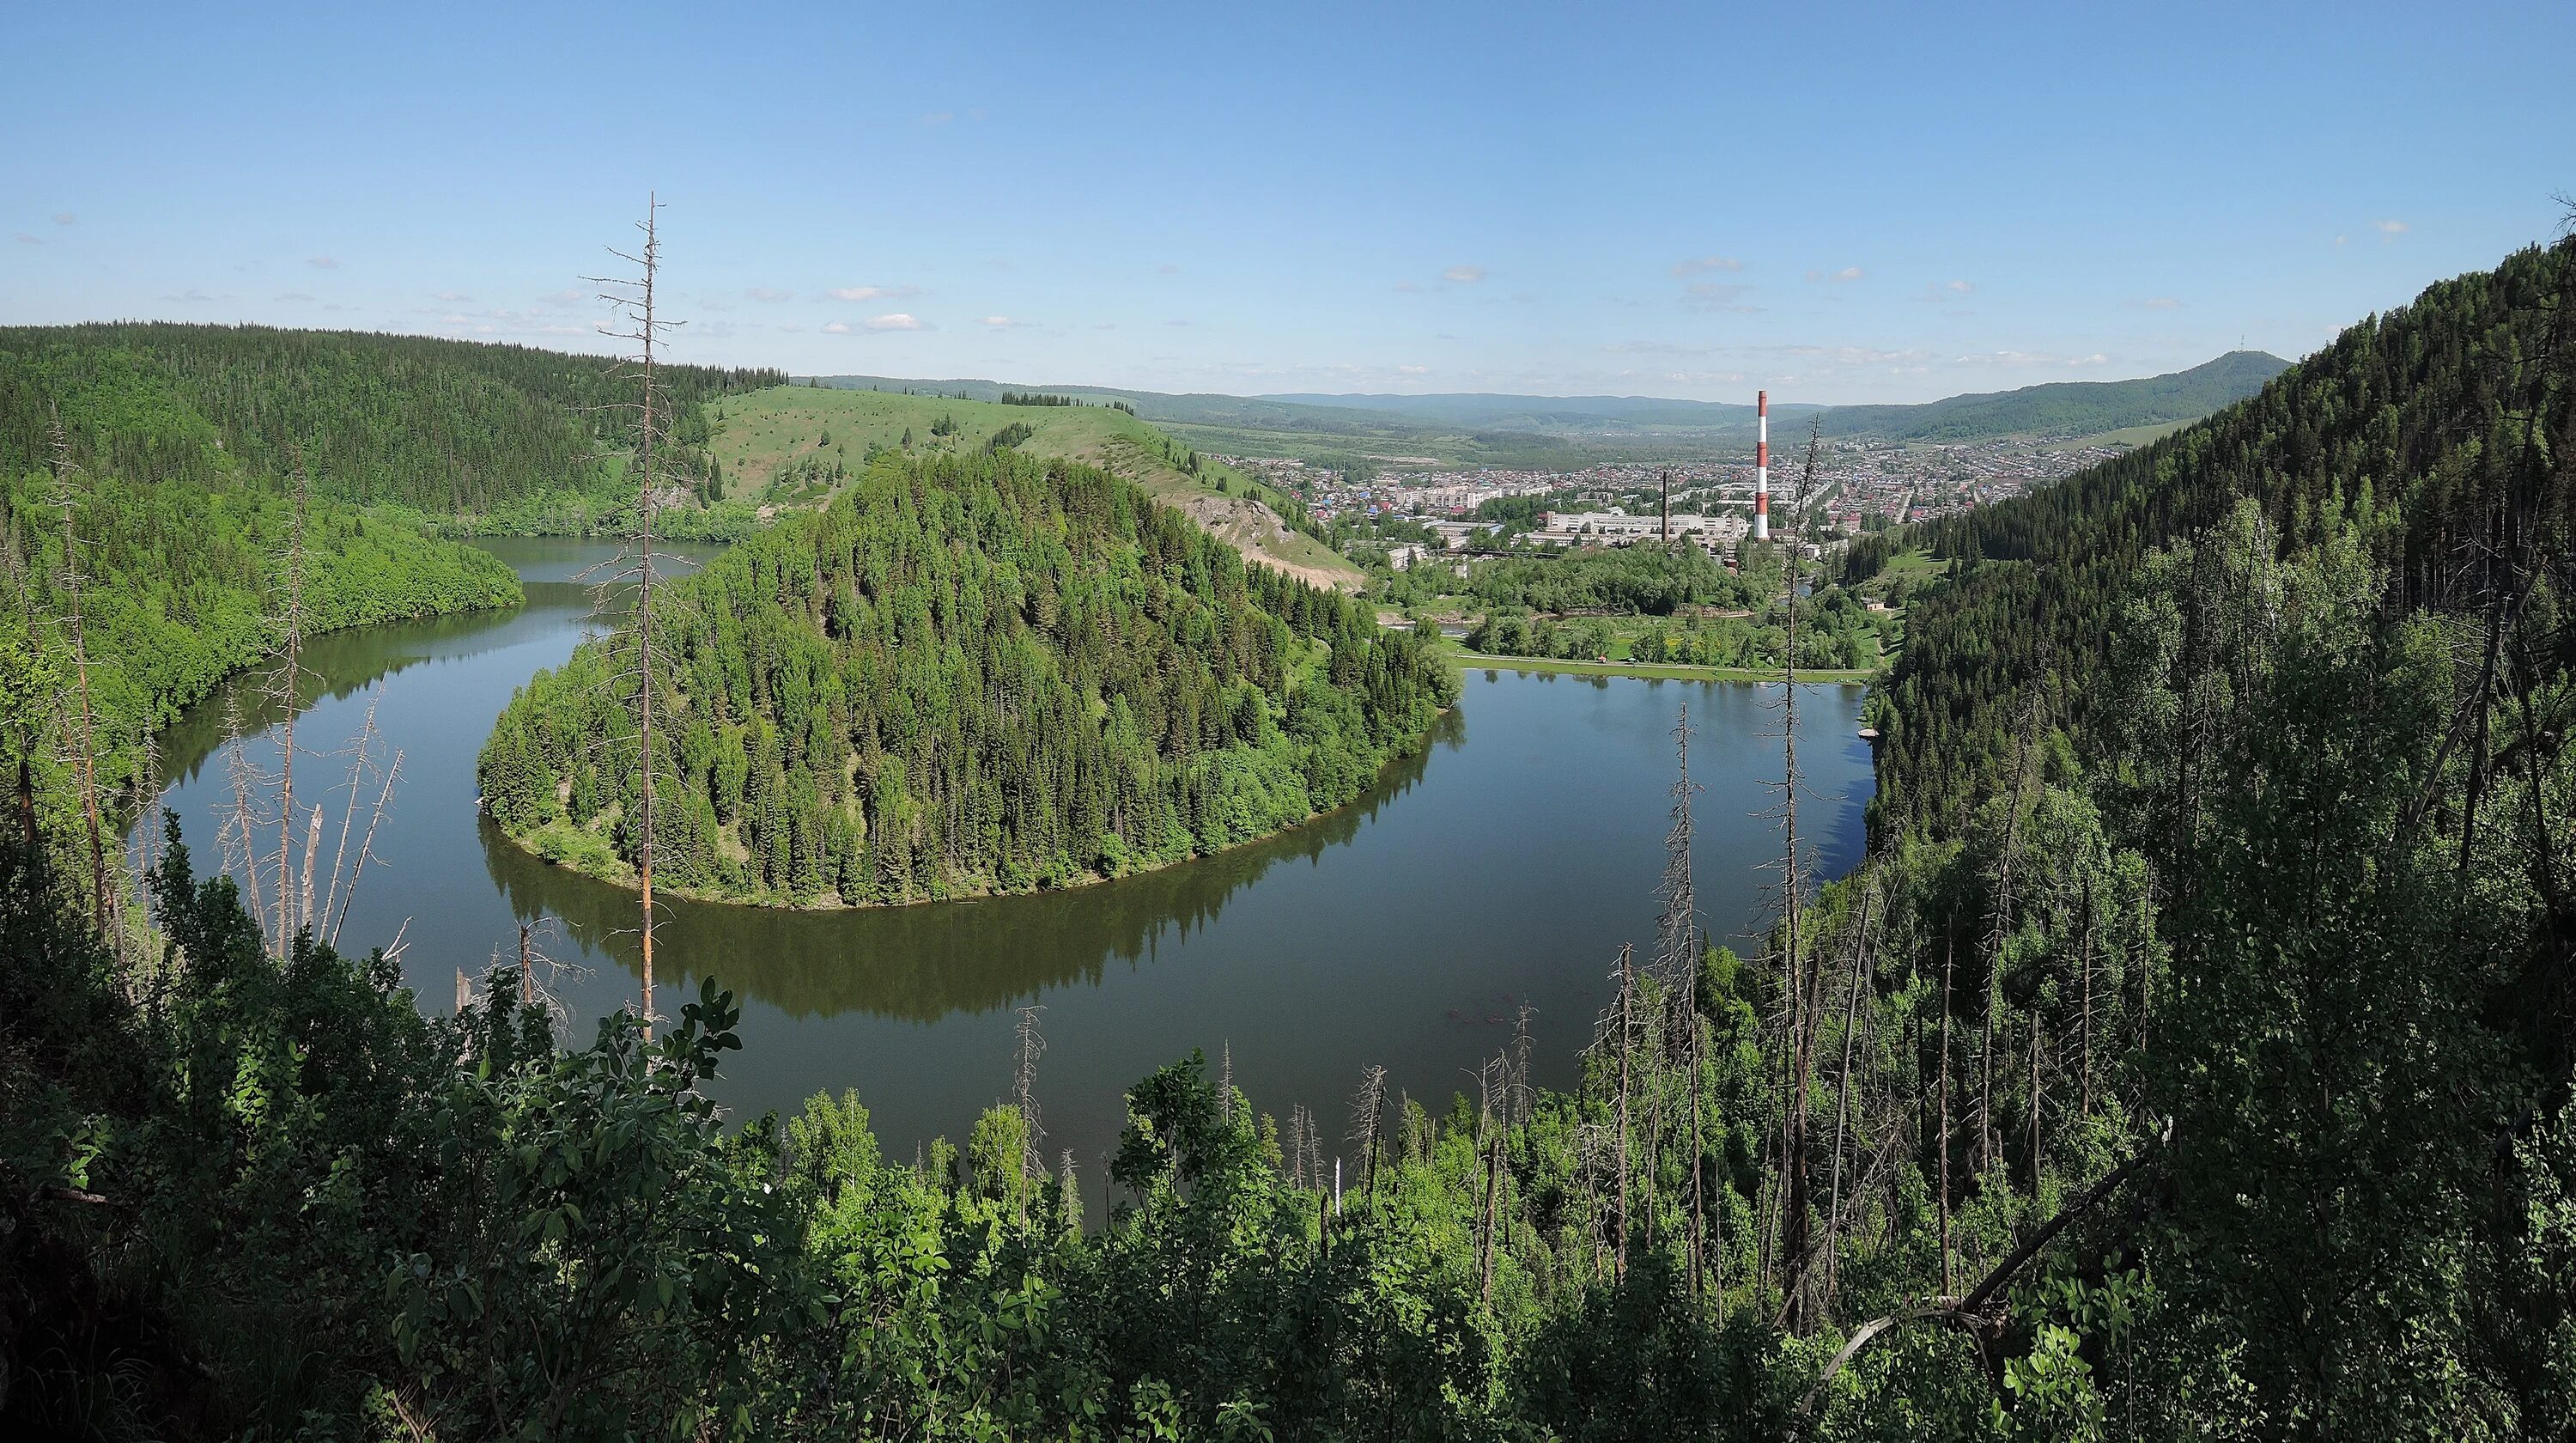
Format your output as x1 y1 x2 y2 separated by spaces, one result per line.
1443 647 1879 685
486 717 1450 914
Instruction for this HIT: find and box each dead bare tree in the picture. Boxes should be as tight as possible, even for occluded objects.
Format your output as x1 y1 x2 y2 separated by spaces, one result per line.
218 700 270 944
1655 705 1709 1290
585 193 679 1037
1605 943 1638 1281
1349 1064 1388 1196
1978 695 2040 1174
1938 932 1956 1296
1772 419 1825 1330
47 409 111 944
264 460 314 953
1823 882 1878 1315
1014 1005 1048 1221
1795 1133 2166 1423
316 687 385 940
328 747 402 950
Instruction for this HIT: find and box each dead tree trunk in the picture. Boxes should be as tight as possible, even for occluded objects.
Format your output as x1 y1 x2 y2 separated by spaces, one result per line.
1938 934 1955 1296
2078 874 2095 1120
1614 943 1637 1282
590 195 673 1036
48 411 110 941
1824 884 1876 1315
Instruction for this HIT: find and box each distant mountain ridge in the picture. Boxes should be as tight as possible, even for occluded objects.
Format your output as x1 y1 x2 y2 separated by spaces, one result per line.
810 350 2289 459
1815 350 2290 442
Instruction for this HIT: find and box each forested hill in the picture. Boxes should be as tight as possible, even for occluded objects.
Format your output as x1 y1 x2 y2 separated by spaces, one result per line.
1862 241 2571 839
1818 349 2288 442
0 323 781 516
480 447 1452 907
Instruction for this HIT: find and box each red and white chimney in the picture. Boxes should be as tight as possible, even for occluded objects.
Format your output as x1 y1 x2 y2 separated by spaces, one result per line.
1753 389 1771 542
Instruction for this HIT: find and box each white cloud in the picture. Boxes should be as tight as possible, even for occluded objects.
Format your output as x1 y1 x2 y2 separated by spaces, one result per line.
1393 281 1423 294
826 283 920 302
1951 349 2112 369
1398 364 1428 374
1442 264 1485 283
1681 282 1756 311
2336 234 2349 247
1602 340 1713 356
1157 263 1181 274
276 291 315 302
434 290 472 302
977 315 1020 328
308 256 339 270
536 288 584 307
922 111 954 125
2371 218 2409 238
161 289 216 302
1670 255 1743 277
746 286 795 301
11 232 39 246
51 211 74 226
864 313 927 331
1805 265 1864 283
822 320 854 334
1947 279 1973 293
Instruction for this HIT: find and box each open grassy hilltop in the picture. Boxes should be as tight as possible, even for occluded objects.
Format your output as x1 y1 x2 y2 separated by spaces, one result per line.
707 385 1362 590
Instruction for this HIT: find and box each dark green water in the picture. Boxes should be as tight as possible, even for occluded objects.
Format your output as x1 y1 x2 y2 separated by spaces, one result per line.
151 538 1874 1172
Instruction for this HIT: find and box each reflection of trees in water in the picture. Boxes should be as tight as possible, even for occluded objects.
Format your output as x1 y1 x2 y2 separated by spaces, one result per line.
487 706 1466 1024
147 584 600 809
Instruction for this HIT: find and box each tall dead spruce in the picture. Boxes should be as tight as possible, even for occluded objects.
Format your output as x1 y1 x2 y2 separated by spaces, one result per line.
1769 419 1823 1330
46 408 114 949
1654 706 1707 1291
585 194 679 1035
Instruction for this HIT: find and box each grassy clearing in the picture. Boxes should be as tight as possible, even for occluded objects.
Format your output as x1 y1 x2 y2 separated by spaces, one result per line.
708 386 1361 588
2069 418 2194 448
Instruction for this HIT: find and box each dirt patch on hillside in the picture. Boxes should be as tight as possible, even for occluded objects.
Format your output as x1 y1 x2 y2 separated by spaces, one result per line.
1177 493 1358 592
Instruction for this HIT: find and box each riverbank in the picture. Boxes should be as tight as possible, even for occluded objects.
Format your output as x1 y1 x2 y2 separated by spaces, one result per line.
489 719 1455 912
1437 640 1879 685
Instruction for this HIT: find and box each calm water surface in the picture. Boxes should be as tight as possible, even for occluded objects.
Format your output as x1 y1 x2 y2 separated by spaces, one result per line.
150 538 1874 1172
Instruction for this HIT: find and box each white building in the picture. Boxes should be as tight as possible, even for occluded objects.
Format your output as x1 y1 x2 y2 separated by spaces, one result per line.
1528 509 1748 551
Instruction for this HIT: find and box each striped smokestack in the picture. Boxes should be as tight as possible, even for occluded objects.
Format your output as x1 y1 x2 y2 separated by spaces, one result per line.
1753 389 1771 541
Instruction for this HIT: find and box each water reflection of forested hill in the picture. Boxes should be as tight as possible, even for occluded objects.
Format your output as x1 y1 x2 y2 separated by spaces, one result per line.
145 585 600 807
482 708 1465 1023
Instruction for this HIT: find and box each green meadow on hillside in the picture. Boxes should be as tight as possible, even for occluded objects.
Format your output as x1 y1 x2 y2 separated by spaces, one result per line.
710 384 1363 588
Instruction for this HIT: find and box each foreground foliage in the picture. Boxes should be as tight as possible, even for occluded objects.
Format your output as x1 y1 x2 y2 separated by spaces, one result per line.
5 238 2575 1441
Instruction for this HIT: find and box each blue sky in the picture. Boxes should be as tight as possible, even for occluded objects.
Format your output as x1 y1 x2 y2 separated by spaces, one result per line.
4 1 2569 404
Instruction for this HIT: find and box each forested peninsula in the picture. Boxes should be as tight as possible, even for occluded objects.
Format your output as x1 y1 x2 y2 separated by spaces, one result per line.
479 446 1454 906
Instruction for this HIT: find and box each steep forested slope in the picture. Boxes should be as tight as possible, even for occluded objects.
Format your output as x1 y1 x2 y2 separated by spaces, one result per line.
0 324 781 516
481 447 1450 905
0 363 524 859
0 323 780 857
1869 247 2572 837
1803 234 2576 1433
